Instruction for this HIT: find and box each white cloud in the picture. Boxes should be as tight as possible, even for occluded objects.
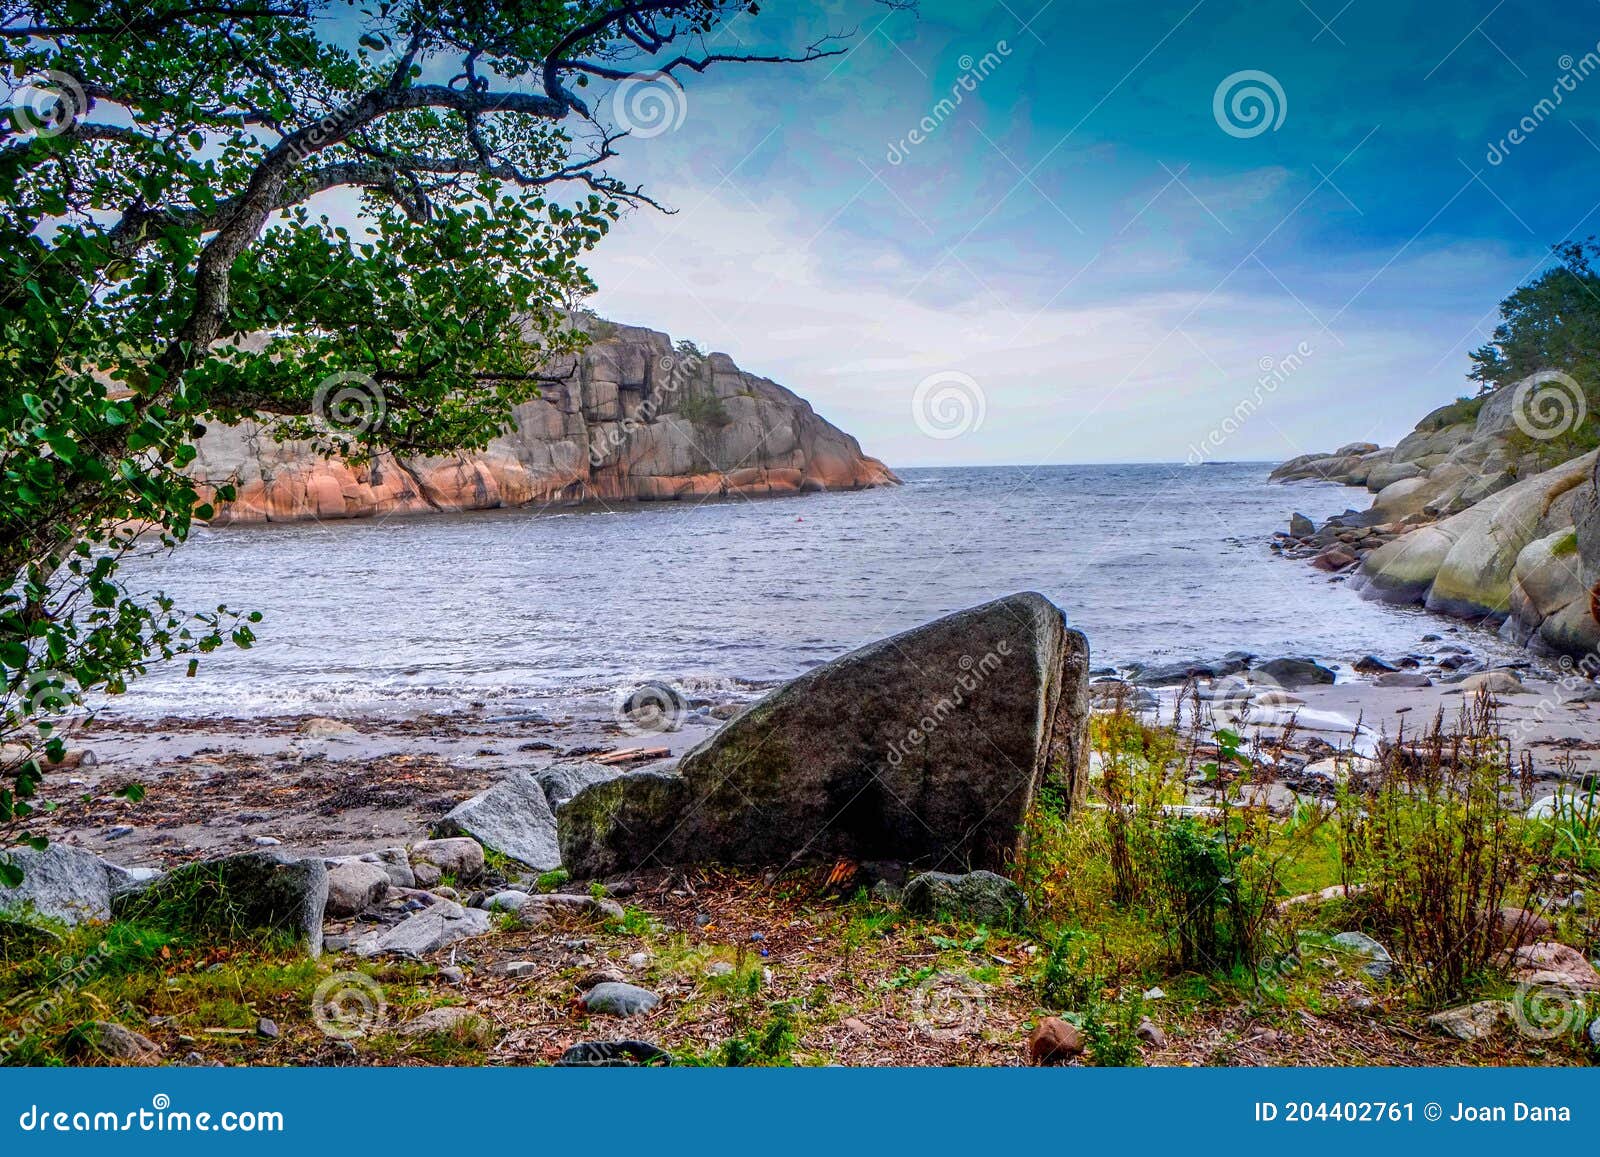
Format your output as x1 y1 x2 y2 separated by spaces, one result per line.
586 180 1500 466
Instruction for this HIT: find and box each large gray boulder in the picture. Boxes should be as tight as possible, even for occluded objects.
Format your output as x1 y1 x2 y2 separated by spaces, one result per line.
0 844 115 925
434 771 560 870
558 592 1089 877
116 850 327 955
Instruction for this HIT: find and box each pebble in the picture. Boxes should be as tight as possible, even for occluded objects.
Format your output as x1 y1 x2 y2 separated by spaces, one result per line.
500 961 538 978
106 825 134 839
626 952 650 970
1143 987 1166 1001
1135 1018 1166 1047
437 966 465 983
251 836 281 847
706 961 735 977
256 1017 279 1039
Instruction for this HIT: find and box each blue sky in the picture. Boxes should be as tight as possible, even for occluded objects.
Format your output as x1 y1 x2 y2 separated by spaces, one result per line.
575 0 1600 466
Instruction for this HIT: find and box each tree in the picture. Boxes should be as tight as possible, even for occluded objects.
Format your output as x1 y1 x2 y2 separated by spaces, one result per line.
1469 238 1600 468
0 0 854 867
1470 239 1600 393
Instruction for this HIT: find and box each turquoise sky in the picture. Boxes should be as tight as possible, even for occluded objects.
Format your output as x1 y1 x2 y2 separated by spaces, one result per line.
572 0 1600 465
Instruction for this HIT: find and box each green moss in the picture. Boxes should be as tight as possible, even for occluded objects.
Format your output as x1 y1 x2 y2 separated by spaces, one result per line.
1418 394 1487 431
1551 529 1580 557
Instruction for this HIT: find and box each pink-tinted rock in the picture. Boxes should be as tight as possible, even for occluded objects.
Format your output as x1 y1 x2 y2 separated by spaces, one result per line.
191 323 895 525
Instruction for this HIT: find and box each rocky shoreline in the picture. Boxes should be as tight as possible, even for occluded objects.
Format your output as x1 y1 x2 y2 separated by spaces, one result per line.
192 319 898 525
1269 382 1600 659
6 595 1597 1068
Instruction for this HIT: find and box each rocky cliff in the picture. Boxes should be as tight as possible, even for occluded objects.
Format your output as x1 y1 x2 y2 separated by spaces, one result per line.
193 321 897 524
1271 384 1600 657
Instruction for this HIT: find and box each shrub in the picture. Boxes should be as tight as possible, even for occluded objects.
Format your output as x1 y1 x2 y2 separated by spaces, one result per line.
1338 697 1534 1004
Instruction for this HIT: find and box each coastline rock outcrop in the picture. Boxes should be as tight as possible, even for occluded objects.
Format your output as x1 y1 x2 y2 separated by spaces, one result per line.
557 593 1090 879
191 321 897 524
1272 383 1600 656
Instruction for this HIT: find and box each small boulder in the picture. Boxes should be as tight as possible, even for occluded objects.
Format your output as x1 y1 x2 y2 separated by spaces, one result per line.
1459 670 1528 695
1490 906 1554 949
1331 931 1394 980
1353 656 1397 674
1289 513 1315 537
516 893 624 927
353 900 492 959
478 889 532 912
433 773 560 871
409 837 484 882
580 982 661 1017
398 1006 494 1044
1255 657 1336 688
116 851 327 955
534 760 627 810
103 863 163 903
1504 941 1600 992
1374 671 1431 688
901 870 1028 929
1027 1016 1084 1064
325 860 391 918
1135 1018 1166 1047
70 1021 160 1063
1429 1000 1509 1041
0 844 115 925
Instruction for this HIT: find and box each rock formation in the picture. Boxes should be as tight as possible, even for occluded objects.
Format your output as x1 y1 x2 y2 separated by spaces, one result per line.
557 592 1090 878
191 321 897 524
1272 384 1600 656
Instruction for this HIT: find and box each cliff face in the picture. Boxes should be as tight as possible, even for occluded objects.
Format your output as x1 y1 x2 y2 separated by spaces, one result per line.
193 322 897 524
1271 384 1600 657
